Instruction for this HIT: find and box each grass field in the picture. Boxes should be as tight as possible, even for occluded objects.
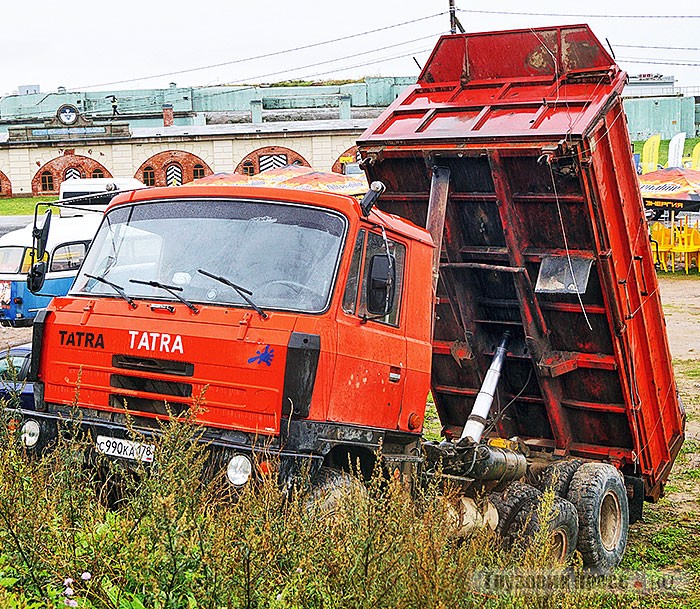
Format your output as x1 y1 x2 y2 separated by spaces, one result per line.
0 197 55 215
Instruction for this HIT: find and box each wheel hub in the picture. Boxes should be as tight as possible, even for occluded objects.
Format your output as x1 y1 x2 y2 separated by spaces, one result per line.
599 490 622 551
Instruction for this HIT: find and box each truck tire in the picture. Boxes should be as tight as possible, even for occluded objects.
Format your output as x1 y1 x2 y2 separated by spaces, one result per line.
566 463 629 573
489 481 542 537
305 466 365 517
535 459 583 497
505 495 579 563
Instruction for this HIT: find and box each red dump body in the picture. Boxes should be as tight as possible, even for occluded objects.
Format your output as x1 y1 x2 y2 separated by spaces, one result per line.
357 25 684 500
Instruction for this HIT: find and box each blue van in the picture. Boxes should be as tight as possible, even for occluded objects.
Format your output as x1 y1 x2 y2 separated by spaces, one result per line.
0 215 101 326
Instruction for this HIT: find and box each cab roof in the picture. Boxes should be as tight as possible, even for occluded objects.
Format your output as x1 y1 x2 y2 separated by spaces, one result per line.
108 183 433 246
0 215 101 249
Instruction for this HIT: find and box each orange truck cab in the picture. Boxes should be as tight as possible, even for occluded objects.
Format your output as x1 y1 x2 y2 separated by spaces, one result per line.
24 184 435 480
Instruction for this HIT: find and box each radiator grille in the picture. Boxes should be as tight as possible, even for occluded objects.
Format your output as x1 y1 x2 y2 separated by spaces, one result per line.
112 354 194 377
110 374 192 398
109 394 188 417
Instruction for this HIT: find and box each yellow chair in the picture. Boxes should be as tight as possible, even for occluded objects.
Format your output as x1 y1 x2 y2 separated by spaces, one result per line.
649 221 673 272
641 134 661 174
670 217 700 274
690 142 700 170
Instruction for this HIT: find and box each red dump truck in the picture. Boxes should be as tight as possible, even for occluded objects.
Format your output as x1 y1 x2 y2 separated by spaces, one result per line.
15 25 684 573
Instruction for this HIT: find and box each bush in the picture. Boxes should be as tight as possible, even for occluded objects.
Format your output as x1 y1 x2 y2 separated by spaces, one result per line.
0 408 694 608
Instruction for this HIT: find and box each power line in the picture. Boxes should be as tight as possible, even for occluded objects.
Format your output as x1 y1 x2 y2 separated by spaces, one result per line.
119 40 433 112
89 37 440 115
458 8 700 18
73 12 446 91
224 34 441 87
618 57 700 67
280 45 435 82
615 43 700 52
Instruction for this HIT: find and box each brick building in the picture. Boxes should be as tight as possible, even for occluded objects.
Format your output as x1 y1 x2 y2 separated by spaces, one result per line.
0 110 371 196
0 78 412 196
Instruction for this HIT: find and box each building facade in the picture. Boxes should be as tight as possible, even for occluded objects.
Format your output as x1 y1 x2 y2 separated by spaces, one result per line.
0 79 410 196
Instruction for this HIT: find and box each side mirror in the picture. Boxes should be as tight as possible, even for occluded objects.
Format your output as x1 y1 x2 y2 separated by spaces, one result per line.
33 210 52 261
27 261 47 294
366 254 395 316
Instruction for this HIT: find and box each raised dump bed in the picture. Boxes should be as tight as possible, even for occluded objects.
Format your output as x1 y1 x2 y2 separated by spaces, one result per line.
357 24 685 502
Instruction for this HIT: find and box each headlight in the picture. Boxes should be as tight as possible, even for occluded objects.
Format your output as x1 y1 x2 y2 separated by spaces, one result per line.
20 419 41 448
226 454 252 486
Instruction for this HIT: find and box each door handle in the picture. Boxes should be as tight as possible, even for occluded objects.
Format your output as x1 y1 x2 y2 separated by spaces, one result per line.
389 366 401 383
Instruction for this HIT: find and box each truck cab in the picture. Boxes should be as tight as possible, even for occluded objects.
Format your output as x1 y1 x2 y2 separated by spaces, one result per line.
23 183 434 481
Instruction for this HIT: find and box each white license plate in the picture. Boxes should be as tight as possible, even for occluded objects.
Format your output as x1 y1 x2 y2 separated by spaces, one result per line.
95 435 155 463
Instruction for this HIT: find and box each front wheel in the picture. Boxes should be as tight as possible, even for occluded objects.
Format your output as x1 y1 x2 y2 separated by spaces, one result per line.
304 466 366 518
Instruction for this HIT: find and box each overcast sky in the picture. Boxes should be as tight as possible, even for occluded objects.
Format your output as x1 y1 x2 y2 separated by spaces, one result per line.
2 0 699 96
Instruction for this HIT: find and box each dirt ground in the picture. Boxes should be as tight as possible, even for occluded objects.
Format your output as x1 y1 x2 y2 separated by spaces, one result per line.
620 274 700 580
659 276 700 360
0 324 32 350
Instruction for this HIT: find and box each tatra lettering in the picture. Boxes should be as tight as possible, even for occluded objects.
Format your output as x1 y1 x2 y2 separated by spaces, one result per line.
59 330 105 349
128 330 184 354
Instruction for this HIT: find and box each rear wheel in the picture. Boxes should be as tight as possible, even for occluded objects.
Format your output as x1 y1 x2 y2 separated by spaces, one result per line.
504 495 579 563
489 481 542 537
567 463 629 573
535 459 583 497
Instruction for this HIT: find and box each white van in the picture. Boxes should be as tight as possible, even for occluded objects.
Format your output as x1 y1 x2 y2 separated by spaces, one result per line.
59 178 146 217
0 215 102 325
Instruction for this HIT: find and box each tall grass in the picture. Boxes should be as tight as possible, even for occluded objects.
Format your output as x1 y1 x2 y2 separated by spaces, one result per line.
0 403 694 608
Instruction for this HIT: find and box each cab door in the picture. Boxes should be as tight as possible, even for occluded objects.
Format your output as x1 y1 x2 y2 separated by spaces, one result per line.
329 229 407 429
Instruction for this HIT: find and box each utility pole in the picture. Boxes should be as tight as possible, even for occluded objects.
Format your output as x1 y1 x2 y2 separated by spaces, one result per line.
449 0 465 34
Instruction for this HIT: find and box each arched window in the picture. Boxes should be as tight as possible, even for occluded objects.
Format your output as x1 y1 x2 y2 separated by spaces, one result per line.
193 164 205 180
41 172 54 192
142 166 156 187
92 168 105 179
165 163 183 186
64 167 82 181
242 160 255 176
259 153 287 172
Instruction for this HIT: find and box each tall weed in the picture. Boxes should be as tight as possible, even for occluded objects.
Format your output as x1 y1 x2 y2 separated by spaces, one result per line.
0 407 693 608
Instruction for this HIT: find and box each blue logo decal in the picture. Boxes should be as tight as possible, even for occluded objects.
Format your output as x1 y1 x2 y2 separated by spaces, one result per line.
248 345 275 366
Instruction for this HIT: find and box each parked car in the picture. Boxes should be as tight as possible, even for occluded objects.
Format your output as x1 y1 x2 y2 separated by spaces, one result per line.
0 343 33 410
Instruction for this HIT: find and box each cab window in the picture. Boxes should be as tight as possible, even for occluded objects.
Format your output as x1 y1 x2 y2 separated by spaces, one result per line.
50 242 88 272
0 354 27 381
342 230 365 314
342 229 405 327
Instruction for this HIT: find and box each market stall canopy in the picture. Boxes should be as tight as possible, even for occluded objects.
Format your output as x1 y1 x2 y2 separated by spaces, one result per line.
638 167 700 205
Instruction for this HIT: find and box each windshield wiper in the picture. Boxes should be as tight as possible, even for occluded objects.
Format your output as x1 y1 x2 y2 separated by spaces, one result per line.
129 279 199 314
85 274 137 309
197 268 268 319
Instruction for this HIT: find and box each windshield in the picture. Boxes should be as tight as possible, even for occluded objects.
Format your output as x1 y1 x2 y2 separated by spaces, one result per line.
0 247 30 274
71 198 347 313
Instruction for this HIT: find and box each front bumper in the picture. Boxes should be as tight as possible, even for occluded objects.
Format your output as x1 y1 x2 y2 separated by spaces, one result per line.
7 406 323 488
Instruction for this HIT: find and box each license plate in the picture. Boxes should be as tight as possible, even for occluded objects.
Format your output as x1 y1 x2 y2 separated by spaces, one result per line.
95 435 155 463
